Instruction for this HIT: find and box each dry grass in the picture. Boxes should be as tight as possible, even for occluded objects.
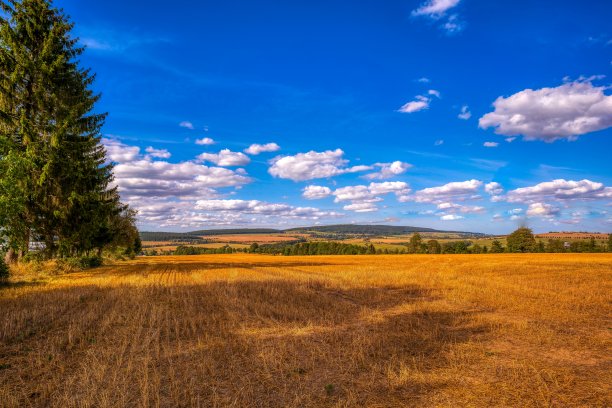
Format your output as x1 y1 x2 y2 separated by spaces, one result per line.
1 254 610 407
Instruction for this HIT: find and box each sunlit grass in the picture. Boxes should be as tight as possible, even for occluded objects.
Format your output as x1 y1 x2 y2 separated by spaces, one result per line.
1 254 610 407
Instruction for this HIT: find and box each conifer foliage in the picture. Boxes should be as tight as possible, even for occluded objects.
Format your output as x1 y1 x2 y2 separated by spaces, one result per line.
0 0 138 262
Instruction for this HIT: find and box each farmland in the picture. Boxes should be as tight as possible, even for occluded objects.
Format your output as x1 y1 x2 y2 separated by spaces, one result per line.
1 254 610 407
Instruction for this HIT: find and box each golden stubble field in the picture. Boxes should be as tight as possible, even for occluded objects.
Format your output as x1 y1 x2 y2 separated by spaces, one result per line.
0 254 610 407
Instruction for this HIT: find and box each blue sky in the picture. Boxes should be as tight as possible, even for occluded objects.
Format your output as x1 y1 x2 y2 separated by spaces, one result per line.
59 0 611 233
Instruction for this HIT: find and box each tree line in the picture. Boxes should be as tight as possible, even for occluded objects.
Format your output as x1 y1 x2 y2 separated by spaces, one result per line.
159 228 612 258
0 0 139 266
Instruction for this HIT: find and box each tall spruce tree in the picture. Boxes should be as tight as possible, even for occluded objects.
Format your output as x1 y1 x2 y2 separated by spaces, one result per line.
0 0 133 261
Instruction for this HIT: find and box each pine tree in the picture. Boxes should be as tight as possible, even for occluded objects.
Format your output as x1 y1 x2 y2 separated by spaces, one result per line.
0 0 135 260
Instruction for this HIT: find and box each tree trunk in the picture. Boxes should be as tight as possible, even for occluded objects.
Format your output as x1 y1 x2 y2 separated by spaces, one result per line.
4 248 17 264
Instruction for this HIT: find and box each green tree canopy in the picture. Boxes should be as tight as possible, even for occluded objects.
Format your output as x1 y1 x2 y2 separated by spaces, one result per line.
506 227 536 253
0 0 137 262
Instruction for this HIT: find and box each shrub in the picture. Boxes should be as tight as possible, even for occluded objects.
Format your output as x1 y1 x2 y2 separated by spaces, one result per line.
0 256 9 282
64 255 103 270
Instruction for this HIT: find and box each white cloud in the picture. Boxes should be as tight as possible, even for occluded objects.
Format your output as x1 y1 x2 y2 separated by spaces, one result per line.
343 203 378 213
437 202 461 210
485 182 503 195
443 14 464 33
179 121 195 130
479 79 612 142
483 141 499 147
103 139 251 205
113 160 251 201
441 214 464 221
398 95 431 113
458 105 471 120
303 185 332 200
506 179 612 203
363 161 412 180
331 181 410 213
268 149 371 181
197 149 251 167
412 0 461 18
434 139 444 146
526 202 560 219
412 0 464 34
145 146 171 159
416 77 431 83
406 179 483 203
245 142 281 155
368 181 411 196
103 138 141 163
505 137 516 143
195 199 341 219
428 89 441 98
437 202 484 214
195 137 215 145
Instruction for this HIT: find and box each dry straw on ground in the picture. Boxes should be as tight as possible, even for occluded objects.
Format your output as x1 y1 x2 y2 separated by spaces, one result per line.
1 254 610 407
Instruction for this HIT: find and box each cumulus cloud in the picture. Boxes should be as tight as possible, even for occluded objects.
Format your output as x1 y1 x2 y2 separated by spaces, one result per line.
405 179 483 203
479 79 612 142
103 138 141 163
197 149 251 166
485 182 503 195
268 149 371 181
458 105 471 120
343 203 378 213
526 202 560 219
437 202 484 214
303 185 332 200
179 121 195 130
145 146 171 159
363 161 412 180
483 141 499 147
195 137 215 145
195 199 342 219
506 179 612 203
114 160 251 201
244 143 280 155
330 182 410 212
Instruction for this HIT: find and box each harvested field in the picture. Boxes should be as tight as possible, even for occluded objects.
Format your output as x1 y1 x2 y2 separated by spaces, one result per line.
205 234 307 244
1 254 610 407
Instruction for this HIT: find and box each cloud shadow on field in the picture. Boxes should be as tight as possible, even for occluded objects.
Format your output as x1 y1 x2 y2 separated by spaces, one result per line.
0 268 489 407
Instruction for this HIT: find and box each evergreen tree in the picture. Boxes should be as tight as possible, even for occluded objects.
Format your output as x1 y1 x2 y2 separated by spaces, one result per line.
506 227 536 253
0 0 135 261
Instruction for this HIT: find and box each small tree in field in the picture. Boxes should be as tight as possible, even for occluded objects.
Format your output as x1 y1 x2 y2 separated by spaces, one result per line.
506 227 536 253
427 239 441 254
608 234 612 252
490 240 504 253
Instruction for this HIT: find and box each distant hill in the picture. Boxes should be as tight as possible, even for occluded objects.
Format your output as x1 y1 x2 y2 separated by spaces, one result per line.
286 224 486 236
286 224 437 235
139 231 207 242
140 224 488 241
188 228 282 235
